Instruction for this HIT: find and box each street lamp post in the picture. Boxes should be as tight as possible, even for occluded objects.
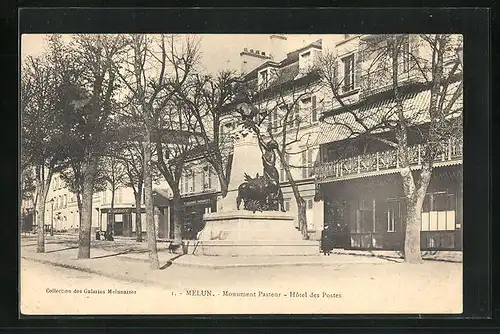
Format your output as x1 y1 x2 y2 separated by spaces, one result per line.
50 198 54 236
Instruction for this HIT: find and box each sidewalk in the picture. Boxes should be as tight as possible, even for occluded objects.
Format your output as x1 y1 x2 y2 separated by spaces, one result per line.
21 241 180 288
20 234 462 289
329 248 463 263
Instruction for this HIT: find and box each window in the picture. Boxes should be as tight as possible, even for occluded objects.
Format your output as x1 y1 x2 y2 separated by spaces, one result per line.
299 51 311 72
386 201 399 232
284 200 291 212
116 188 122 204
191 171 196 193
306 198 313 210
115 214 123 223
269 109 279 132
400 37 410 73
302 149 315 179
208 166 213 189
280 153 289 182
180 175 185 195
311 95 317 122
259 69 269 87
289 104 300 128
421 190 456 231
184 174 189 194
341 54 355 93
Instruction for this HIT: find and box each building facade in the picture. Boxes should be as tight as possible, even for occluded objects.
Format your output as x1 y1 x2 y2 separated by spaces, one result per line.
314 34 463 251
28 34 463 252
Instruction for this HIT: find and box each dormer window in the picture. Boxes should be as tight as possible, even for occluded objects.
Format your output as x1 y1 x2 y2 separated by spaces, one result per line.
299 51 312 72
258 69 269 88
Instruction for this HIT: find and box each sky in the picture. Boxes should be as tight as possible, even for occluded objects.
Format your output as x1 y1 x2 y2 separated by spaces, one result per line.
21 34 342 74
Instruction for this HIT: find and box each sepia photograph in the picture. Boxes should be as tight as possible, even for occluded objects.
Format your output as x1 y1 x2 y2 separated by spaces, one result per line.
20 32 463 315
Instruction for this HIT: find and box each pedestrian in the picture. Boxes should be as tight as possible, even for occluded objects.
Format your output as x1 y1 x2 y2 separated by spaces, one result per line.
321 225 334 255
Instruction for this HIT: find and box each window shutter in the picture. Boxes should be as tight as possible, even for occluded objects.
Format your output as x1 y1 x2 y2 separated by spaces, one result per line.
192 171 196 192
279 161 284 182
308 149 314 177
354 50 362 89
207 167 211 189
311 95 317 122
302 151 307 179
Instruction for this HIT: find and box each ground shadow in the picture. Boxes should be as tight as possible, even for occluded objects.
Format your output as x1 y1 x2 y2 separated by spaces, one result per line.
160 254 184 270
45 246 78 253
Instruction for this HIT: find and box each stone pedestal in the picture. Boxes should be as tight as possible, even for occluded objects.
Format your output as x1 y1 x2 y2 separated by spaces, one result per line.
196 210 319 256
200 125 319 257
218 132 262 212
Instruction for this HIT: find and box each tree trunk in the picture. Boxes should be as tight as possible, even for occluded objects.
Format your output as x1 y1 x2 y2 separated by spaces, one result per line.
109 188 115 237
297 198 308 238
172 190 183 245
212 162 229 198
404 194 424 263
35 165 51 253
77 159 97 259
134 190 143 242
278 149 309 240
35 182 47 253
144 138 159 269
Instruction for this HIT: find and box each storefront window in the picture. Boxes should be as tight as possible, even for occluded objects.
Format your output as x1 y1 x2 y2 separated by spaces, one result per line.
421 190 456 231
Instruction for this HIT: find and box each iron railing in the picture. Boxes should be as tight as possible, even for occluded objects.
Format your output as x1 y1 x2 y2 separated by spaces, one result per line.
316 136 463 181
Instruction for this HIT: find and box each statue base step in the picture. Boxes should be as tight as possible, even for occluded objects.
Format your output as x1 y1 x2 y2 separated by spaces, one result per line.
195 210 319 256
191 240 319 256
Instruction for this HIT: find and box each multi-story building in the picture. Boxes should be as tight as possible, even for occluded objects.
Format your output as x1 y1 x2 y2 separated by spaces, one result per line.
314 34 463 251
31 34 462 252
43 173 153 237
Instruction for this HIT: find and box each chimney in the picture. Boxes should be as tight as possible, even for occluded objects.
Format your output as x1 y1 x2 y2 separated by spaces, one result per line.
240 47 271 75
269 34 287 62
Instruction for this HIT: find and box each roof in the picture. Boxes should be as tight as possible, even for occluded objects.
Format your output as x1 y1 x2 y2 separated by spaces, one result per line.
242 39 322 81
315 81 463 146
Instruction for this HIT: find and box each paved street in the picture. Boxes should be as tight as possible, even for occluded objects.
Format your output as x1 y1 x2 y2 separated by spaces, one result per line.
21 249 462 315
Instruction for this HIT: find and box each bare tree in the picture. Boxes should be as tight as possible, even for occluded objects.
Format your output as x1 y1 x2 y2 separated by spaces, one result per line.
116 138 146 242
116 34 199 266
173 70 239 198
318 34 463 263
64 34 126 259
21 51 64 253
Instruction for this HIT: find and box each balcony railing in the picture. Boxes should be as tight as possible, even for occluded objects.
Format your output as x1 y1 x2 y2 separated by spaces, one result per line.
316 137 463 182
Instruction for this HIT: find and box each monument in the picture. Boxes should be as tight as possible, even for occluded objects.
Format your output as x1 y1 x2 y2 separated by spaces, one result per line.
195 101 319 256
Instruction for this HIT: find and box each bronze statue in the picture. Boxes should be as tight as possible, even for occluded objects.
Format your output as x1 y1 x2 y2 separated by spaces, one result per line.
232 100 285 213
236 139 285 213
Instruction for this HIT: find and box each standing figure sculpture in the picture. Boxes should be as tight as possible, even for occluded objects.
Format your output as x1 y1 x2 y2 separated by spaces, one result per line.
259 139 285 212
234 102 286 212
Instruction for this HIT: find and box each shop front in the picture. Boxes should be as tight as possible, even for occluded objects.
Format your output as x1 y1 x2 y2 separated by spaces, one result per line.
173 192 218 240
320 166 463 251
101 208 134 237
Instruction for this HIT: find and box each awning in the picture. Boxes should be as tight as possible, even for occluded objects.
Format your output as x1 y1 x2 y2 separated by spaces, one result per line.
153 188 171 207
315 82 462 146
